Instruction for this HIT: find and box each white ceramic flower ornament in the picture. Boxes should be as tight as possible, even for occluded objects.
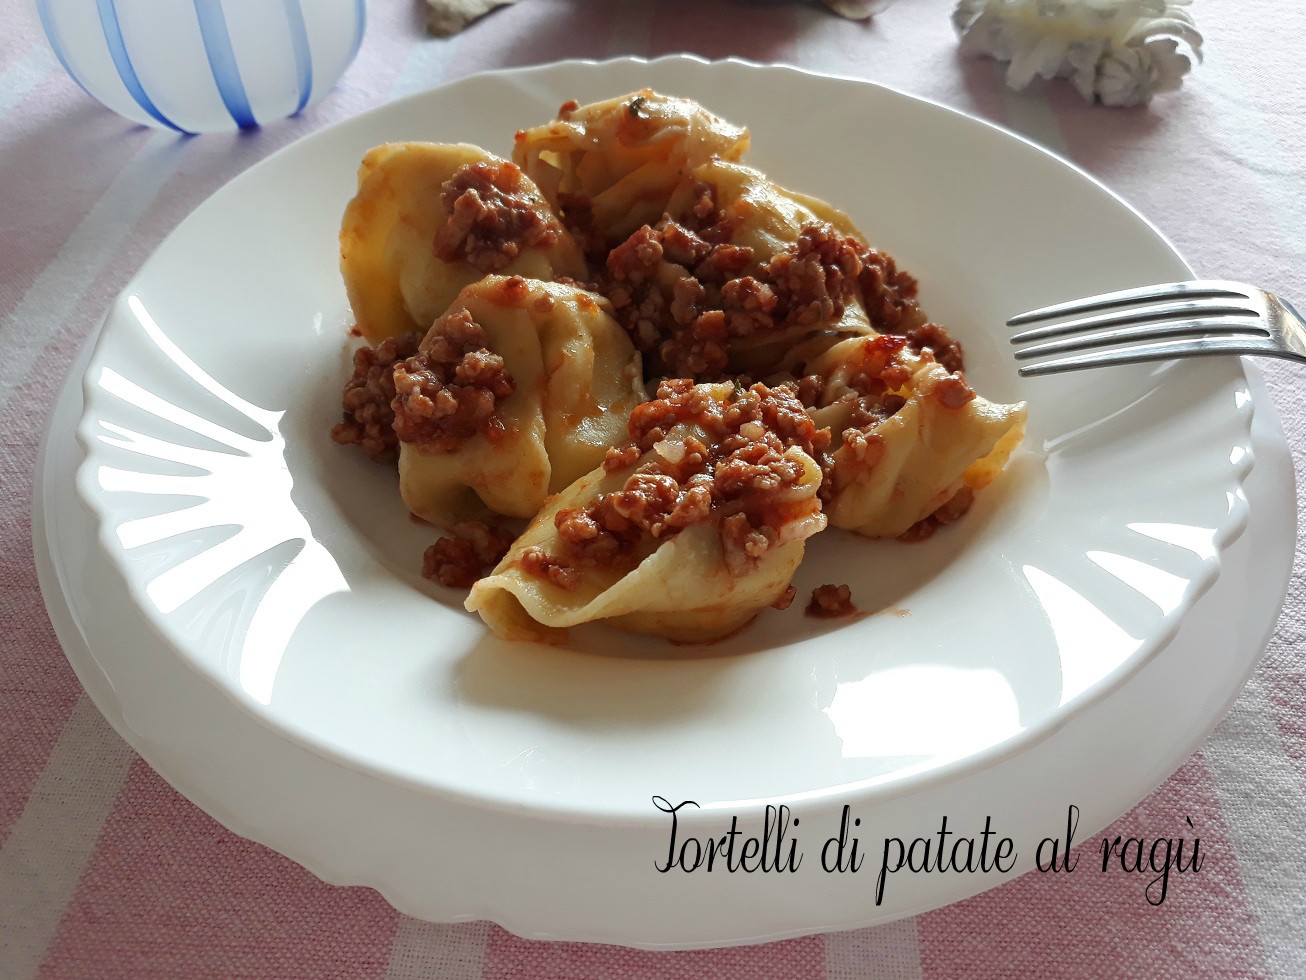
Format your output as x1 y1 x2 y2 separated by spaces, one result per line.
952 0 1203 107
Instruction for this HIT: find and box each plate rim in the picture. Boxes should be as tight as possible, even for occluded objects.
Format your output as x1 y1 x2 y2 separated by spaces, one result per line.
71 54 1257 824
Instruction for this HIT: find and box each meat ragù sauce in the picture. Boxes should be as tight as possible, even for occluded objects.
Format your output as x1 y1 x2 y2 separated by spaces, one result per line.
518 381 829 589
806 584 856 618
424 520 517 588
594 181 967 383
332 331 422 463
599 215 876 380
392 308 516 454
433 160 563 273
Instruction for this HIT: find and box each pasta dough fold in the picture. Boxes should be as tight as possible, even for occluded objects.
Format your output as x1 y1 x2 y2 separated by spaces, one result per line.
513 90 750 247
467 382 828 643
807 336 1026 538
397 276 645 527
340 142 585 343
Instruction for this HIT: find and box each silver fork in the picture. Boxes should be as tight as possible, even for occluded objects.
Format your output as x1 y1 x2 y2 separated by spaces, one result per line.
1006 280 1306 377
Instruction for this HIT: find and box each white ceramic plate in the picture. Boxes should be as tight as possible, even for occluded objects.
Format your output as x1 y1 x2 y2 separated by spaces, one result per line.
39 336 1293 948
50 57 1287 945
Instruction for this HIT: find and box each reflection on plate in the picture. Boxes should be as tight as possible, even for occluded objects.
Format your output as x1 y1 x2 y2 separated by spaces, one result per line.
75 57 1251 822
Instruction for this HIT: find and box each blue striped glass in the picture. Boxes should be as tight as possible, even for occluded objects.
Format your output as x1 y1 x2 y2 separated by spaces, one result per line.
31 0 366 133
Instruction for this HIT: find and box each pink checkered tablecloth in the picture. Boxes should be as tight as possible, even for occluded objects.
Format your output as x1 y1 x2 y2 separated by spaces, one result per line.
3 0 1305 976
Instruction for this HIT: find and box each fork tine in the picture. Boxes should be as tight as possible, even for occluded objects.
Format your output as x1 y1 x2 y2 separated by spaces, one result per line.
1018 335 1281 377
1013 317 1270 360
1007 280 1253 327
1009 299 1259 345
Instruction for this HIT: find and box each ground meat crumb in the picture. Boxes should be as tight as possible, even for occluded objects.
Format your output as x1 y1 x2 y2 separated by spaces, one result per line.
554 192 606 259
433 160 561 272
331 332 422 463
603 444 643 472
905 322 965 375
772 585 797 611
930 373 976 410
391 308 516 454
934 486 975 524
897 518 935 544
898 487 975 543
422 520 516 589
519 545 582 590
806 584 855 618
839 428 887 467
793 374 825 408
